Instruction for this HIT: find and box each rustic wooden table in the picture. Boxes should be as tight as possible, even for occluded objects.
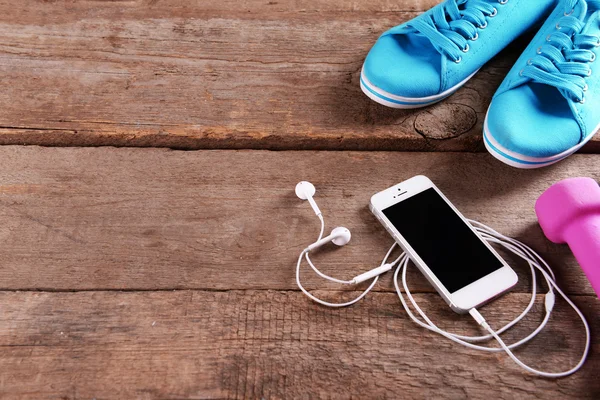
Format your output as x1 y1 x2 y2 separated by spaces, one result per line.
0 1 598 399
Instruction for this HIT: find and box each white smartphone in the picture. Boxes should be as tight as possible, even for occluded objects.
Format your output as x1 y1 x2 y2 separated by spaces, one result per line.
370 175 517 313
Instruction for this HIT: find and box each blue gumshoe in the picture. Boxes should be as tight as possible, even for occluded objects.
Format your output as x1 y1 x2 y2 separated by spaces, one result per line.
485 0 600 168
361 0 557 108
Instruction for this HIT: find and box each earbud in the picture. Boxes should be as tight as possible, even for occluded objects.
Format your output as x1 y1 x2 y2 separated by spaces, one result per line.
307 227 351 251
295 181 395 308
295 181 321 216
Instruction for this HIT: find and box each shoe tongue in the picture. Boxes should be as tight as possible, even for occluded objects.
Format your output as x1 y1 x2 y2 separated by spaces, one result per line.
406 30 444 65
560 1 600 35
581 10 600 33
572 0 600 23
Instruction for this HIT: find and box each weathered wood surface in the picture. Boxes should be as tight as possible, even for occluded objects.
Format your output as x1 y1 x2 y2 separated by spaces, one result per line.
1 0 598 151
0 147 598 296
0 146 598 397
0 291 598 399
2 0 600 395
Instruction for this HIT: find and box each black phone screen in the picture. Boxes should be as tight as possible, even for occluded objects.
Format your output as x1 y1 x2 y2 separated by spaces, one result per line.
382 188 503 293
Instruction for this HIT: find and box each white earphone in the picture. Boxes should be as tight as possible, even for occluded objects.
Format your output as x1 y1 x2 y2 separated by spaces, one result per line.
307 227 351 250
295 181 399 307
296 181 352 249
295 181 321 216
294 180 590 378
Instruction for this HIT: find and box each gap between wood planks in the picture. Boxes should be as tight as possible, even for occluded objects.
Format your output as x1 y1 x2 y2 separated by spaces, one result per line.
1 0 599 152
0 146 597 296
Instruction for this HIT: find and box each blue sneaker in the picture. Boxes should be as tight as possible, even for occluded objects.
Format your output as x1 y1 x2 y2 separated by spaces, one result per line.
361 0 557 109
485 0 600 168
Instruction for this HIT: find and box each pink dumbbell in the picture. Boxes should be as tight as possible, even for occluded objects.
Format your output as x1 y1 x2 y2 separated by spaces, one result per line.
535 177 600 298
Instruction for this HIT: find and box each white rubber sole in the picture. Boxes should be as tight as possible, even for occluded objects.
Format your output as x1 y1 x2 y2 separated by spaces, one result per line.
483 109 600 169
360 68 479 109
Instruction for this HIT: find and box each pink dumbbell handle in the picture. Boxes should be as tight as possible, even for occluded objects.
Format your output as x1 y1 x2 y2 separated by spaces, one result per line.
564 215 600 297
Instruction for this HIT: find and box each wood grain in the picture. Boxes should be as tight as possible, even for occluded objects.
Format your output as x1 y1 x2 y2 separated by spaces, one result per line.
2 2 600 395
0 290 598 399
0 146 597 296
0 146 598 398
1 0 598 151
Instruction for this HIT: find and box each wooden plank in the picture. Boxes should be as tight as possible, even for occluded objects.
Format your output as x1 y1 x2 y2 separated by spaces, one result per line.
1 0 597 151
0 290 597 399
0 146 597 295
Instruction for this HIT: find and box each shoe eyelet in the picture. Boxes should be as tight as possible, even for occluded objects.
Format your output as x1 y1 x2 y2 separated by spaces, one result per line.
587 69 593 77
564 8 574 16
454 56 462 63
470 32 479 41
498 0 508 4
527 58 532 65
519 69 524 77
595 37 600 47
537 46 542 54
578 97 586 104
583 84 589 92
462 44 470 53
556 23 562 30
489 8 498 17
546 34 552 42
591 53 597 62
478 21 488 29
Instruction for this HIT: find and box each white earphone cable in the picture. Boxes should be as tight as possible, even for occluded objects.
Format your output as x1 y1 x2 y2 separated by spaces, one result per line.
389 221 590 377
295 195 590 377
296 214 400 307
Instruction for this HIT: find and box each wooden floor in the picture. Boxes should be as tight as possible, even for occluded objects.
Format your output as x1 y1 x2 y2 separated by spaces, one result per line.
0 1 598 399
